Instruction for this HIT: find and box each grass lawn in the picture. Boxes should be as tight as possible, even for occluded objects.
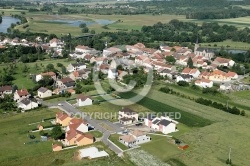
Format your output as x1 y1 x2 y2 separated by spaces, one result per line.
200 39 250 50
86 130 103 138
241 76 250 84
109 134 129 150
140 134 183 162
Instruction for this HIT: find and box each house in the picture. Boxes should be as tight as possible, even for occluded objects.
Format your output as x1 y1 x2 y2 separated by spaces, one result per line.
118 108 138 125
157 69 174 79
108 68 117 79
65 129 93 146
195 79 213 88
134 43 146 49
14 89 30 102
37 124 44 131
181 67 200 78
151 61 176 71
103 47 122 57
52 144 63 152
75 45 95 54
209 69 231 82
49 38 61 48
56 112 72 126
226 71 238 80
144 116 178 134
176 74 193 83
78 147 109 159
213 57 235 67
56 77 75 90
0 85 12 98
99 64 109 74
119 130 151 147
66 118 89 133
160 45 172 52
117 70 128 81
69 69 89 81
220 83 232 91
17 98 39 111
91 57 108 66
37 87 52 98
77 94 93 107
36 72 56 82
67 63 86 72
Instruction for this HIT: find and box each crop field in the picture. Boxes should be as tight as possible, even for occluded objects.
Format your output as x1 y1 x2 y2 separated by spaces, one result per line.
119 91 212 127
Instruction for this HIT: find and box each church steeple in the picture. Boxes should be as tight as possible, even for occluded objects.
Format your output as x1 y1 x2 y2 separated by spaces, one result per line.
194 36 199 52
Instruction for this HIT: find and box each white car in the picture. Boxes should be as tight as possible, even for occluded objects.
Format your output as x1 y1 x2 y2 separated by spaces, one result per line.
58 103 63 106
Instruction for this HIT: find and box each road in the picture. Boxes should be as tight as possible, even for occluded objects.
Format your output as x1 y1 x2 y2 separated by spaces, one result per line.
42 100 124 154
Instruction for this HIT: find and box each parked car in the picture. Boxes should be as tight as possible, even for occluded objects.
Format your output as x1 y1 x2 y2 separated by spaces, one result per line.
135 123 143 126
58 103 63 106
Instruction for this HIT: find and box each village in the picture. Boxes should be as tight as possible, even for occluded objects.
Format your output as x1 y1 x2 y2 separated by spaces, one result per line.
0 36 248 163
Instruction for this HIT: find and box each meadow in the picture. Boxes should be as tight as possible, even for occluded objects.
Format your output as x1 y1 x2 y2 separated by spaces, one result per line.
200 39 250 50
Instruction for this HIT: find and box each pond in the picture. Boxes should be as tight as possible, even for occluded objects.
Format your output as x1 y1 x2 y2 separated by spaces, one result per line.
0 16 20 33
46 19 114 27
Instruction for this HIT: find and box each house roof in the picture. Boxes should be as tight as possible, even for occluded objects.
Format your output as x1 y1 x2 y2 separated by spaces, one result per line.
71 62 85 67
214 57 231 64
56 112 70 121
146 114 156 121
134 43 145 49
20 98 32 106
76 45 90 50
50 38 60 43
66 129 78 141
120 117 134 122
152 119 160 124
119 108 137 115
119 135 136 143
196 47 214 53
16 89 29 97
60 77 74 84
72 70 86 77
70 118 86 125
77 94 92 101
76 134 93 142
41 72 56 77
131 130 146 137
226 71 237 77
38 87 49 93
158 119 172 126
0 86 12 92
195 79 212 84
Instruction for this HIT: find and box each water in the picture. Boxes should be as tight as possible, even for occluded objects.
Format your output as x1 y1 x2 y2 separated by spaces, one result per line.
46 19 114 27
0 16 20 33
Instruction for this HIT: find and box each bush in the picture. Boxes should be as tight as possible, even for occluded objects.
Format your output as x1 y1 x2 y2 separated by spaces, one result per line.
43 95 60 101
177 81 189 87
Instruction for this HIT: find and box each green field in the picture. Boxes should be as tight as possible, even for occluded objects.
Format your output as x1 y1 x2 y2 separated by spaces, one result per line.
119 92 212 127
200 39 250 50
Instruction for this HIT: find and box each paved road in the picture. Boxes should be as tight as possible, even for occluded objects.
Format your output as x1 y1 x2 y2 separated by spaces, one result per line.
43 100 123 154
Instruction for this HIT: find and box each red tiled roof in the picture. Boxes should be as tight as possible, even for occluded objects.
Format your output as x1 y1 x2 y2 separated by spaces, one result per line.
17 89 29 97
77 94 91 101
76 134 93 142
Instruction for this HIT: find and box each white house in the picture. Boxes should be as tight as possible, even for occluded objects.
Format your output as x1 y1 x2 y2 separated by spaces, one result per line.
77 94 93 107
14 89 30 102
182 67 200 78
176 74 193 83
56 77 75 90
66 120 89 133
35 72 56 82
144 115 178 134
108 68 117 80
49 38 62 48
37 87 52 98
103 47 122 57
75 45 95 54
213 57 235 67
119 108 138 125
195 79 213 88
67 63 86 72
18 98 39 111
119 130 151 147
220 83 232 91
0 86 12 98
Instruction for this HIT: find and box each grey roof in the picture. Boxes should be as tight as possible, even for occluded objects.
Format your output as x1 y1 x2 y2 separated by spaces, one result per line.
120 108 137 115
20 98 31 106
152 119 160 124
160 69 171 74
120 117 134 121
38 87 49 93
180 74 193 79
72 62 85 67
158 119 171 126
146 114 156 121
64 82 75 87
196 48 214 53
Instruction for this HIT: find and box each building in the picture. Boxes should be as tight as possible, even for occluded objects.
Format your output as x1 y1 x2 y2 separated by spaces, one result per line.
67 63 86 72
65 129 93 146
37 87 52 98
66 118 89 133
37 124 44 131
36 72 56 82
49 38 61 48
69 69 89 81
181 67 200 78
75 45 95 54
194 42 214 59
195 79 213 88
14 89 30 102
107 68 117 79
119 130 151 147
56 112 72 127
77 94 93 107
56 77 75 90
17 98 39 111
176 74 193 83
144 116 178 134
78 147 109 159
118 108 138 125
0 85 12 98
213 57 235 67
220 83 232 91
103 47 122 57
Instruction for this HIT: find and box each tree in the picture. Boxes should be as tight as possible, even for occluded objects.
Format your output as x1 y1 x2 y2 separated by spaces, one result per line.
51 126 63 140
82 27 89 33
90 29 95 34
187 57 194 68
79 23 87 28
46 64 55 71
165 56 176 64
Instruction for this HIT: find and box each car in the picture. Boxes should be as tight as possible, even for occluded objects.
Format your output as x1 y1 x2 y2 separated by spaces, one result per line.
135 123 143 126
58 103 63 106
